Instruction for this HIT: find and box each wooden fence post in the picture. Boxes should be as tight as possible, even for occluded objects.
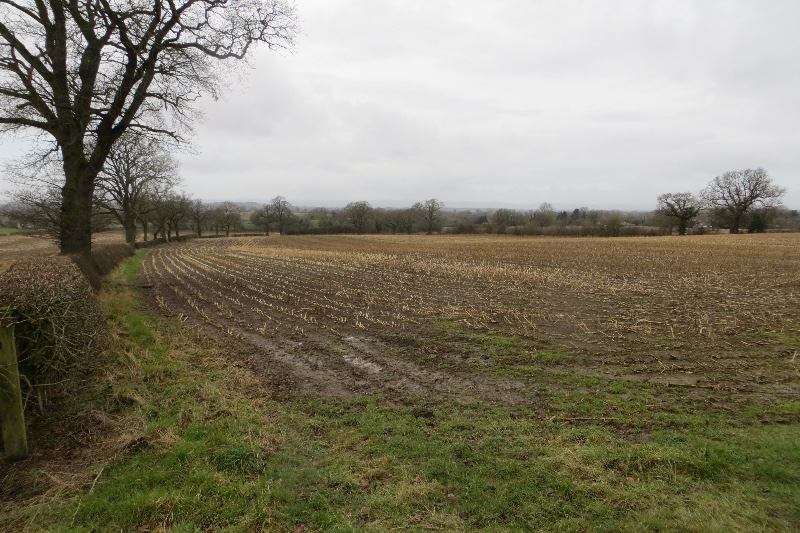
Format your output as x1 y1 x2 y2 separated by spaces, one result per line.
0 321 28 461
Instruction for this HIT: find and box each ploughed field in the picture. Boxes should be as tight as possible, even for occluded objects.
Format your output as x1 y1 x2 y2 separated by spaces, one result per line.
144 233 800 422
0 231 125 272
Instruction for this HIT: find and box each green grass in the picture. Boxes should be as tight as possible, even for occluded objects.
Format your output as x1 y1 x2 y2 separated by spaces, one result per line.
3 253 799 532
434 320 553 360
754 324 800 347
0 227 39 236
120 248 146 279
240 217 257 231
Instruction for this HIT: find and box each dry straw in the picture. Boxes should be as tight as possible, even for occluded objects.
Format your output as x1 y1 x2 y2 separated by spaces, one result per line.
0 256 107 407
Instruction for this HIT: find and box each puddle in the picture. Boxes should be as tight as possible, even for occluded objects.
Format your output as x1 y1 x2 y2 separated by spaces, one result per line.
342 354 382 373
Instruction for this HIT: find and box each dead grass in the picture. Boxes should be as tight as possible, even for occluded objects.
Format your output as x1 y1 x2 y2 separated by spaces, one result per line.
0 230 127 273
2 236 799 531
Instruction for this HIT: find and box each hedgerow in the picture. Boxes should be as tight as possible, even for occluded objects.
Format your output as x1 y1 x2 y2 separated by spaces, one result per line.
0 256 107 405
69 243 135 290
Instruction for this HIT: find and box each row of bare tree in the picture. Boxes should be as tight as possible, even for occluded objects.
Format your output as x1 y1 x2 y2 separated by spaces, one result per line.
0 132 251 243
657 168 786 235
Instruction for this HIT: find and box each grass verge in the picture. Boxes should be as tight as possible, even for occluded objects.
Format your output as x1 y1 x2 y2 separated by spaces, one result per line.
1 251 799 531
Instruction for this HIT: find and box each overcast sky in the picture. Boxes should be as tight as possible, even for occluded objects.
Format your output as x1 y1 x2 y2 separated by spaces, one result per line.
4 0 800 210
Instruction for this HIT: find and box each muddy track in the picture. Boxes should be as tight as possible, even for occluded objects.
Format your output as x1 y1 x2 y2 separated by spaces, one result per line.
144 265 544 408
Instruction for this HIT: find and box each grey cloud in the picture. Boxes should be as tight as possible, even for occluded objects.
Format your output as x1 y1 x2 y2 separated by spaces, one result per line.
175 0 800 208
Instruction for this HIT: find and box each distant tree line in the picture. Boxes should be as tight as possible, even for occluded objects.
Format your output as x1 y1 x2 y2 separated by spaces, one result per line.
2 161 796 240
245 198 446 236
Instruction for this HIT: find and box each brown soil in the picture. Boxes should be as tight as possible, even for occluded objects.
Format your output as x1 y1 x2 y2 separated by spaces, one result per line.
141 234 800 416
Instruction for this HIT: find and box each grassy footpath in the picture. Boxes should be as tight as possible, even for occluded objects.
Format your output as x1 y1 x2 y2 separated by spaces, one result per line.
2 251 799 531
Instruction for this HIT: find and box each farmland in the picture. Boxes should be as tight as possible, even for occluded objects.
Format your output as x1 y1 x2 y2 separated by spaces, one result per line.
0 234 57 272
145 234 800 416
0 231 126 273
4 233 800 531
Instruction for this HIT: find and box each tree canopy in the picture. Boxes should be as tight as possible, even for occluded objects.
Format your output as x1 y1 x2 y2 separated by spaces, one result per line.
656 192 701 235
95 134 181 244
414 198 444 235
345 201 373 234
701 168 786 234
0 0 298 254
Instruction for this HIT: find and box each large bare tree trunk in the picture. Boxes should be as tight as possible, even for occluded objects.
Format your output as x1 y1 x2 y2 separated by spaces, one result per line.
124 218 137 244
59 155 95 256
730 211 743 234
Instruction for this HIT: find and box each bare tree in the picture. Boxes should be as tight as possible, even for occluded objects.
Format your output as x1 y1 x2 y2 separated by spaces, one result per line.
214 201 243 237
656 192 702 236
386 208 419 234
3 188 60 235
0 1 298 255
166 192 192 239
534 202 556 229
142 192 182 241
0 192 61 235
250 204 272 235
95 134 181 244
491 208 516 234
137 179 176 241
345 201 373 234
701 169 786 234
270 196 292 235
3 152 112 237
373 208 386 233
414 198 445 234
187 199 212 237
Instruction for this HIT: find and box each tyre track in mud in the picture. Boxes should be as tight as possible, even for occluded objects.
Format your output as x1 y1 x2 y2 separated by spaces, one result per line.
144 246 547 408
